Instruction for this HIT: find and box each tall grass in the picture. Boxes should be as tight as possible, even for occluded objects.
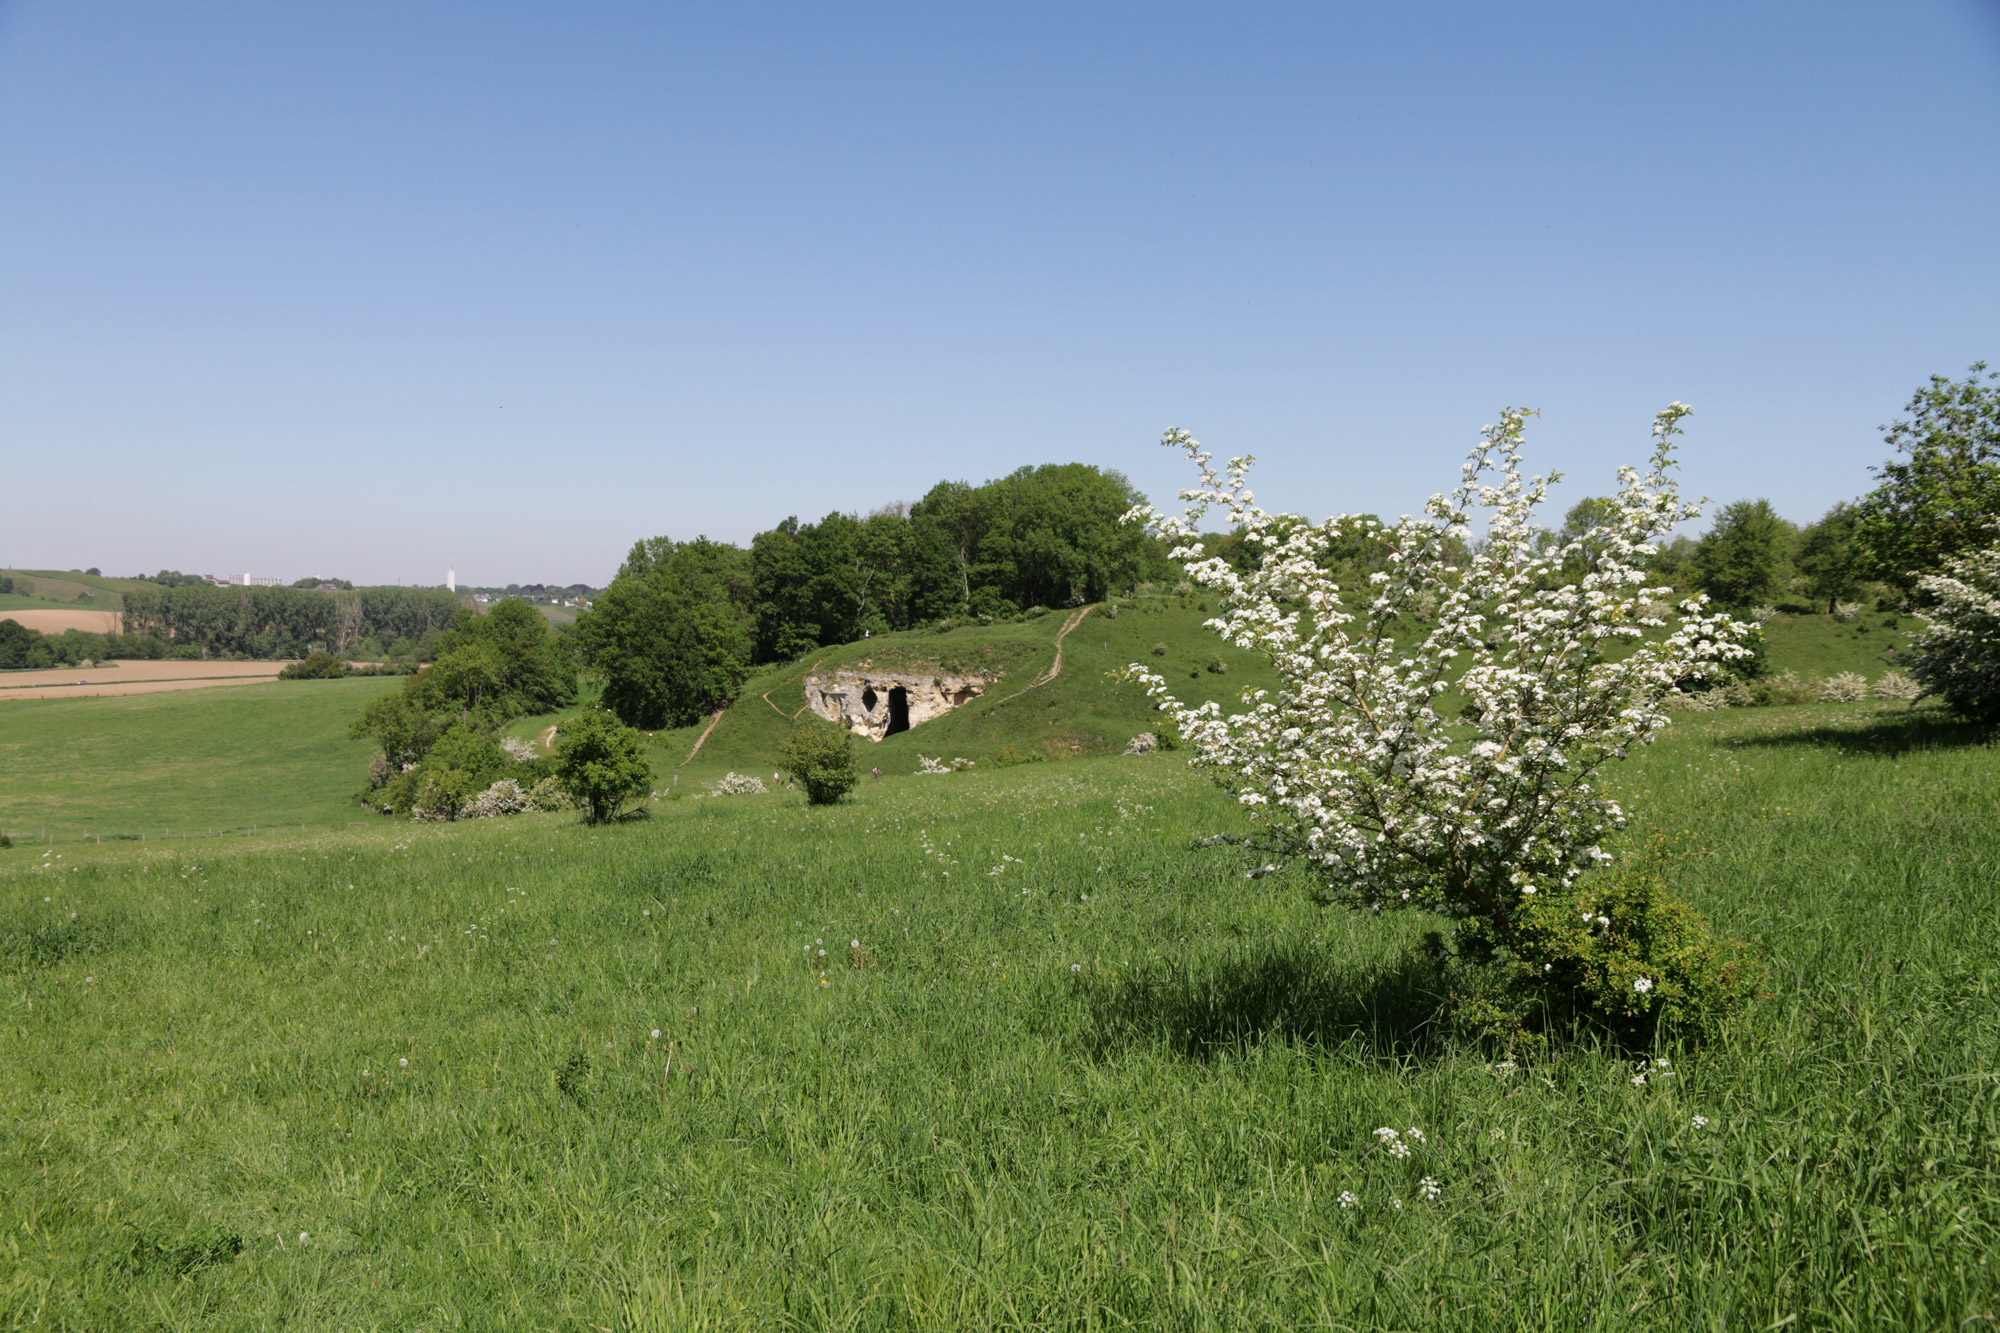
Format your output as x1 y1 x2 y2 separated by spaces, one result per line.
2 703 1996 1328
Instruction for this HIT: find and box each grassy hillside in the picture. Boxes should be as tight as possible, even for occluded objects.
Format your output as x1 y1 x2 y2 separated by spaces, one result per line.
0 678 401 841
1 569 155 610
590 597 1283 787
1759 609 1916 678
2 700 1995 1327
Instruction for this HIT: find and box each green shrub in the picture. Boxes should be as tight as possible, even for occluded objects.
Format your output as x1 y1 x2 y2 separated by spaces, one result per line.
278 652 348 680
1431 836 1766 1049
554 710 654 824
780 720 858 805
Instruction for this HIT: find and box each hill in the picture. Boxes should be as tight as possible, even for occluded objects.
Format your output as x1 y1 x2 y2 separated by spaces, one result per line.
506 594 1281 787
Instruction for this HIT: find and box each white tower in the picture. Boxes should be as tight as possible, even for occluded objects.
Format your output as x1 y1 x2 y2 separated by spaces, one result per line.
447 567 456 593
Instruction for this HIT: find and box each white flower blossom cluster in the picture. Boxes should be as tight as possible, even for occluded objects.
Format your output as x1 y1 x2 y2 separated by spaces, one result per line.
1122 406 1750 923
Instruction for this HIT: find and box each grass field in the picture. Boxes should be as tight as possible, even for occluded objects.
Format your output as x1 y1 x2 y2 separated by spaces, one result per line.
0 678 399 841
2 698 1996 1329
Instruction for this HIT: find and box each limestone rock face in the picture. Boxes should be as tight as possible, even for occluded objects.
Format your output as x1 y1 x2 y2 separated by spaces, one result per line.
803 669 991 741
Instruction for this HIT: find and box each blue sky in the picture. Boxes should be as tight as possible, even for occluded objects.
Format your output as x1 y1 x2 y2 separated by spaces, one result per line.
3 2 1996 586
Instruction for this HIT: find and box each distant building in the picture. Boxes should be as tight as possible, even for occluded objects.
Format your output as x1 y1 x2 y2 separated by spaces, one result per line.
448 568 456 593
235 573 281 587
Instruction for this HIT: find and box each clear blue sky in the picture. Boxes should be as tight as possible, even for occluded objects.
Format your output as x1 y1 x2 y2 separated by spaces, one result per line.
3 2 1997 587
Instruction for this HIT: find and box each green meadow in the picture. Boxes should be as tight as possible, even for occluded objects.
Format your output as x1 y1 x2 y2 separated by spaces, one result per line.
0 678 400 842
3 692 1997 1329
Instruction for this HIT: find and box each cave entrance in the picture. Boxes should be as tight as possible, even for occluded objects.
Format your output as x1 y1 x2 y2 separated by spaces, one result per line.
884 686 910 737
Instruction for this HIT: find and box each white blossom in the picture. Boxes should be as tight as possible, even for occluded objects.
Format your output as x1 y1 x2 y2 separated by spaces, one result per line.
1121 406 1749 931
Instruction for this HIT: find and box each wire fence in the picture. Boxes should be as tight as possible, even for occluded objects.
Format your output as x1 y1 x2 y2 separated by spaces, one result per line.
2 821 381 848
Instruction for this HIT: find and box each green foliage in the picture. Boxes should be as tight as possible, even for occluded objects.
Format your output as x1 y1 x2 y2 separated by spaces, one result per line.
1795 502 1863 614
423 599 576 715
1693 498 1797 607
1436 836 1766 1048
277 651 348 680
779 719 859 805
118 584 461 659
1854 363 2000 591
576 539 752 729
554 709 654 824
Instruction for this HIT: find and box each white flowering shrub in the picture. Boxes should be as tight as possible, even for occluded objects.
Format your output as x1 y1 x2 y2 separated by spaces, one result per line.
1749 605 1779 625
1832 601 1863 622
1817 671 1870 703
1124 732 1160 755
1873 670 1921 702
462 778 530 819
1907 540 2000 722
1124 406 1760 1043
706 771 768 797
500 736 540 762
916 756 952 775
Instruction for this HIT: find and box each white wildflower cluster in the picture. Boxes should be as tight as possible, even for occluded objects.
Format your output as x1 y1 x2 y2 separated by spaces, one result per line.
916 756 975 774
1817 671 1869 703
706 772 769 797
1832 600 1863 622
1123 406 1750 922
1873 670 1921 702
1123 732 1160 755
1906 541 2000 721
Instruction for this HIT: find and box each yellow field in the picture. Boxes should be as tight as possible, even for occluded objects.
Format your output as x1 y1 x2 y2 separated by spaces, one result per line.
0 660 287 700
0 608 123 634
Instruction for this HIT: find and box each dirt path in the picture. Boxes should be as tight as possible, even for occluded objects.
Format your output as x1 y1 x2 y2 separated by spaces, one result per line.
992 605 1093 706
680 708 728 766
538 724 558 753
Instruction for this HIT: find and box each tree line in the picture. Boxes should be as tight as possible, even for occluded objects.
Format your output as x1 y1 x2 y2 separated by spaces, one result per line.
1639 364 1998 613
574 462 1174 728
119 585 465 660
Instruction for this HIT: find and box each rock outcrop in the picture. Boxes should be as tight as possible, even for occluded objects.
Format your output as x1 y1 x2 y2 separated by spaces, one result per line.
803 669 991 741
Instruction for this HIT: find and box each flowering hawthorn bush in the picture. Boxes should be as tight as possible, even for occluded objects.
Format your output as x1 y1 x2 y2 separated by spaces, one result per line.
1907 539 2000 722
1124 406 1759 1041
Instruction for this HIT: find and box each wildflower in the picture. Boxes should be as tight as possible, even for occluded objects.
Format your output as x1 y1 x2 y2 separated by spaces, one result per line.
299 1232 308 1245
1071 963 1082 972
1631 1072 1647 1086
1389 1139 1412 1158
1491 1060 1518 1077
651 1029 662 1040
1634 977 1654 994
850 940 859 949
1419 1177 1442 1202
1691 1115 1709 1130
1337 1191 1360 1209
398 1057 408 1068
1373 1127 1399 1143
1390 1197 1403 1210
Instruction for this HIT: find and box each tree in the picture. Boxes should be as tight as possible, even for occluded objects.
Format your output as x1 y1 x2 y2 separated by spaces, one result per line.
1127 406 1759 1041
577 538 753 729
780 719 858 805
1905 539 2000 722
1794 502 1863 614
554 709 654 823
1692 499 1796 608
1853 364 2000 593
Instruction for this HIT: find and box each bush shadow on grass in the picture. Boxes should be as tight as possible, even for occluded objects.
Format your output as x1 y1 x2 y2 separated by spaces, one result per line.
1731 707 1995 756
1074 942 1451 1064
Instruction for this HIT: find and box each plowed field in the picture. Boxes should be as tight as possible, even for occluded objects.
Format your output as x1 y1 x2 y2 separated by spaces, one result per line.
0 661 285 699
0 608 122 633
